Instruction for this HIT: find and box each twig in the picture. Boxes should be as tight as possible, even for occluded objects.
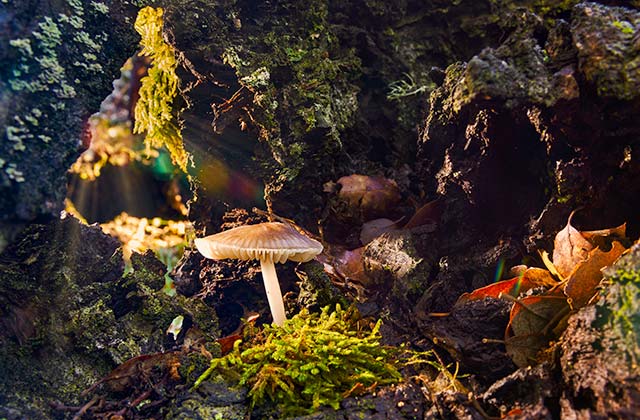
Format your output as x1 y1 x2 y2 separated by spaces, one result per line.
467 392 500 420
72 395 99 420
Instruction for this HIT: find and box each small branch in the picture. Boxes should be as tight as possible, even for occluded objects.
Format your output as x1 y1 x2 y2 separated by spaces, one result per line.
72 395 99 420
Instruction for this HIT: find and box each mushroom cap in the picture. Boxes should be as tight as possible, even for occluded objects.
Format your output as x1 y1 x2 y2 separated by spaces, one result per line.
194 222 323 264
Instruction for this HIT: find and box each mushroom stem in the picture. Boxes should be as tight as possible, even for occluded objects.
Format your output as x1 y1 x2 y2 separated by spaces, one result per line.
259 259 286 327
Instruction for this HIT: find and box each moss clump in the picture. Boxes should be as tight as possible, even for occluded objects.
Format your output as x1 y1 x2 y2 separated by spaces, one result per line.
133 7 188 172
194 305 402 416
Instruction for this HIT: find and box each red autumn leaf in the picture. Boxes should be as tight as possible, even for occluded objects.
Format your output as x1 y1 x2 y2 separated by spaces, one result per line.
456 276 539 304
337 175 401 219
456 268 556 305
563 240 626 309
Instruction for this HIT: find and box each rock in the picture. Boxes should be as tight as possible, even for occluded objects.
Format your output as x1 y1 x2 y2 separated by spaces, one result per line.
572 2 640 100
363 230 432 290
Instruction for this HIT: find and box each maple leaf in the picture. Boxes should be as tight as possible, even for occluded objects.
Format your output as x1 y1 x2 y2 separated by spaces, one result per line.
550 212 627 280
563 241 626 309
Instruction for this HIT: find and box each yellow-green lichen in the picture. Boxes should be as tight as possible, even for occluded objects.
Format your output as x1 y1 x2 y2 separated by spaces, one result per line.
605 268 640 360
133 7 189 173
3 0 115 184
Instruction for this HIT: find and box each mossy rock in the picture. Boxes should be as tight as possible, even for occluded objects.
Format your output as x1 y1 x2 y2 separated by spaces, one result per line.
0 216 219 418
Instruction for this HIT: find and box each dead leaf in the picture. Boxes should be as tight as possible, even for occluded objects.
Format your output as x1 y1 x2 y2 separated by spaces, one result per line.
360 218 400 245
580 222 626 249
540 250 562 279
82 352 180 395
457 267 556 305
507 265 528 277
507 295 569 338
337 175 401 220
552 211 593 279
334 247 370 285
403 198 443 229
505 334 550 368
521 267 557 287
456 276 538 304
216 313 259 354
505 294 569 367
317 245 371 286
564 241 626 309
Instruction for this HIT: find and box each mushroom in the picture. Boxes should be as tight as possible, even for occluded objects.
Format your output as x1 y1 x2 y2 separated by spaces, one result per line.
194 222 323 326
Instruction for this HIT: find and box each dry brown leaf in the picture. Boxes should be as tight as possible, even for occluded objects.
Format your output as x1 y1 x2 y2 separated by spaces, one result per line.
337 175 401 220
317 246 370 286
359 218 400 245
505 334 551 368
580 222 626 249
522 267 558 287
552 212 593 279
403 198 443 229
505 294 570 367
563 241 626 309
540 250 563 279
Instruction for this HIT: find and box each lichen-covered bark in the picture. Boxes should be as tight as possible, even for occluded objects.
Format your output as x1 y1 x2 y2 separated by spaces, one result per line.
559 245 640 418
0 0 146 247
416 2 640 299
162 0 560 230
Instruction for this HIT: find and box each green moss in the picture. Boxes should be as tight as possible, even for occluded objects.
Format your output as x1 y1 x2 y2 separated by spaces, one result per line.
133 7 189 173
194 305 405 416
297 261 346 311
218 1 361 188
